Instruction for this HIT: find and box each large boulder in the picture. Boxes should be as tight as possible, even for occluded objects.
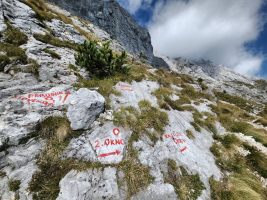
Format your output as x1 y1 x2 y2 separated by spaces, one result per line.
66 88 105 130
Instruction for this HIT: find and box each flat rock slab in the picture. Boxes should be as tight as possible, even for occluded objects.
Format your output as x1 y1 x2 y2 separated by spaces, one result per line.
67 88 105 130
132 183 177 200
15 85 72 111
63 122 131 164
111 81 159 110
57 167 121 200
134 110 221 198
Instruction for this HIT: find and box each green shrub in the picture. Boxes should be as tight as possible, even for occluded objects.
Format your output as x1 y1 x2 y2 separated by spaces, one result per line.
75 40 128 78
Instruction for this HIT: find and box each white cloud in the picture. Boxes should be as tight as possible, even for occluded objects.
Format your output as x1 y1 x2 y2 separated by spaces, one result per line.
118 0 153 14
149 0 265 76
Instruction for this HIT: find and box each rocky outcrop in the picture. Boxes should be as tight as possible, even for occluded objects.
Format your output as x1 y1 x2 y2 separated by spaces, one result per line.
66 88 105 130
57 167 123 200
47 0 155 63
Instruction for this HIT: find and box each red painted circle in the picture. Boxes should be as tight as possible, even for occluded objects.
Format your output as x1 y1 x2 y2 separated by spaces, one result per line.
113 128 120 136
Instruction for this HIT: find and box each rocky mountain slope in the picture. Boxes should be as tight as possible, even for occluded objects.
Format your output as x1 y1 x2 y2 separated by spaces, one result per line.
47 0 163 67
0 0 267 200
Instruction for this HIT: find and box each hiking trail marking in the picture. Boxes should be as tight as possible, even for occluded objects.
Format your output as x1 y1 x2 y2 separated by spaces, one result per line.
163 132 188 153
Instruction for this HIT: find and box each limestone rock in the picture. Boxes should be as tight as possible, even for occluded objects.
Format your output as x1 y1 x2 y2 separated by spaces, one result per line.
57 167 121 200
0 139 44 200
132 183 177 200
0 0 7 32
66 88 105 130
111 80 159 110
2 0 45 34
63 122 131 164
45 19 86 44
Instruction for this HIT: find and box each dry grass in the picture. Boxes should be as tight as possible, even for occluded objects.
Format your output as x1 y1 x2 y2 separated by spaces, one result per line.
164 160 205 200
210 172 267 200
0 43 27 64
8 179 21 192
24 0 57 21
186 129 195 139
118 160 154 198
4 21 28 46
214 91 258 113
34 33 79 50
43 48 61 59
114 100 169 143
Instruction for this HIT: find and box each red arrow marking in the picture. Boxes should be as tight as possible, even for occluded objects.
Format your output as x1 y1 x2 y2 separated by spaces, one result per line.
98 150 121 158
180 146 187 153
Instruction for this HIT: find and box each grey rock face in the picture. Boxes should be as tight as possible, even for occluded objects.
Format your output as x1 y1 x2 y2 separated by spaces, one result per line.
0 0 7 32
2 0 45 34
57 167 122 200
66 88 105 130
0 139 44 200
132 183 177 200
47 0 155 63
45 19 86 44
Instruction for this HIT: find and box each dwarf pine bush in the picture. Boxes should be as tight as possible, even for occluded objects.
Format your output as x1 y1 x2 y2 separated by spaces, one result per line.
75 40 128 78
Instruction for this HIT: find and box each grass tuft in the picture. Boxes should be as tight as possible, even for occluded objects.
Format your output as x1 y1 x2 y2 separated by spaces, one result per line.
34 33 79 50
8 179 21 192
43 48 61 59
214 91 256 113
0 43 27 64
114 100 169 143
164 160 205 200
0 55 10 71
4 22 28 46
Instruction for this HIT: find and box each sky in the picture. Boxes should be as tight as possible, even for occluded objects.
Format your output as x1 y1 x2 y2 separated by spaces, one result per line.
117 0 267 78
